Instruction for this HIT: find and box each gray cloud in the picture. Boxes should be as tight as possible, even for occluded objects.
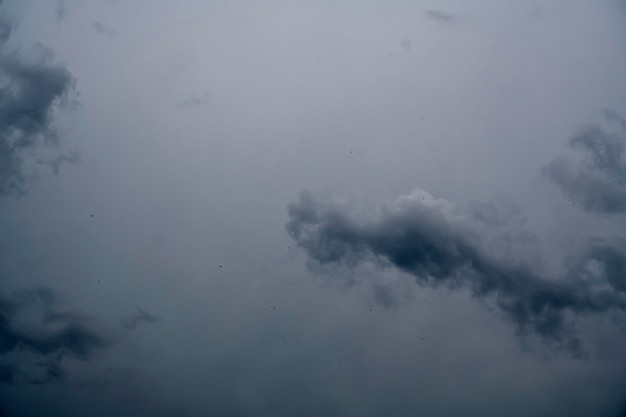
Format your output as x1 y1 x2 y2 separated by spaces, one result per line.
92 20 115 38
37 152 79 175
0 16 11 46
2 1 626 415
425 9 456 22
55 0 68 22
542 112 626 214
175 92 209 110
286 189 626 356
0 287 110 385
570 238 626 294
0 8 75 198
605 108 626 131
120 306 160 330
401 37 412 51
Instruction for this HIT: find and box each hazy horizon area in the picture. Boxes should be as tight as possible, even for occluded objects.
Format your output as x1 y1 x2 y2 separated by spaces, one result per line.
1 1 626 416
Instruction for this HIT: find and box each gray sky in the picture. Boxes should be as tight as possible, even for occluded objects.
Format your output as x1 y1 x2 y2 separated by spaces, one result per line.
1 0 626 416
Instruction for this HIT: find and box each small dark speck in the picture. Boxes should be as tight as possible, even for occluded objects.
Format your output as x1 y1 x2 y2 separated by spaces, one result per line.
273 307 276 310
219 265 223 268
90 214 94 217
97 280 100 283
370 308 373 312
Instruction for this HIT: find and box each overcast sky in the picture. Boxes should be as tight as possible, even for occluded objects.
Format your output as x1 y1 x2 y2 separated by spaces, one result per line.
1 0 626 416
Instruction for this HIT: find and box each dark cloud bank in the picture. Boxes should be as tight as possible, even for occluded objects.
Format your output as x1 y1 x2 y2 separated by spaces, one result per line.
287 113 626 357
0 3 75 199
0 1 89 388
0 288 110 386
0 288 160 388
0 1 159 396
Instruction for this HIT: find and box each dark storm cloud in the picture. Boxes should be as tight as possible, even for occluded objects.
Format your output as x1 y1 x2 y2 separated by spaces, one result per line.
542 112 626 214
425 9 456 22
0 287 110 385
120 306 160 330
286 190 626 356
0 7 75 198
175 92 209 109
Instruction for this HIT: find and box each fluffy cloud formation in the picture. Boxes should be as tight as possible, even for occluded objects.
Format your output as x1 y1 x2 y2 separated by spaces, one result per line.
286 189 626 356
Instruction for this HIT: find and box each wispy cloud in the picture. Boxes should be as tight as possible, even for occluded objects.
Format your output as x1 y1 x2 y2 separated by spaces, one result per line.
91 20 115 38
175 92 209 110
55 0 68 22
120 306 160 330
401 37 412 51
542 111 626 214
425 9 456 23
37 152 79 175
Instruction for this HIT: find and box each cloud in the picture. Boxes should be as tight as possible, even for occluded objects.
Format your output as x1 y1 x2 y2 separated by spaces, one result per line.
400 37 412 51
55 0 68 22
175 92 209 110
0 287 111 385
0 15 11 46
120 306 160 330
425 9 456 23
91 21 115 38
605 108 626 131
542 111 626 214
0 4 76 199
37 152 79 175
286 189 626 356
570 238 626 293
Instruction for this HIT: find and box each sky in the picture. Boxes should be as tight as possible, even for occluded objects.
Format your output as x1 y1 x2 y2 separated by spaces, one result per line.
1 0 626 416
